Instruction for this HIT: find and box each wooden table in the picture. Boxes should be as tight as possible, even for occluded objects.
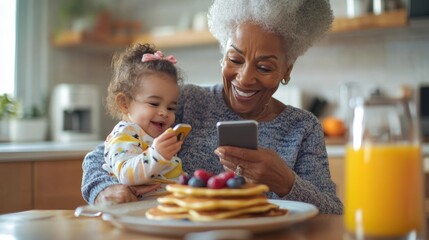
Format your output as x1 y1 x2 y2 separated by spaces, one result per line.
0 210 344 240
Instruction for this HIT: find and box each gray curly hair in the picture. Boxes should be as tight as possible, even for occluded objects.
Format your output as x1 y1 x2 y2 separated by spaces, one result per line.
207 0 333 64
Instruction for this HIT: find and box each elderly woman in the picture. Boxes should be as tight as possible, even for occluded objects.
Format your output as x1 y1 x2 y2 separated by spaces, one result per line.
82 0 343 214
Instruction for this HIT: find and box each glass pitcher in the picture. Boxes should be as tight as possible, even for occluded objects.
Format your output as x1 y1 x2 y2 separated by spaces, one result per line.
344 96 426 239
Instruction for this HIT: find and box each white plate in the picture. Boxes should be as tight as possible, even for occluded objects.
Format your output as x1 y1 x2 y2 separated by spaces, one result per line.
76 199 318 237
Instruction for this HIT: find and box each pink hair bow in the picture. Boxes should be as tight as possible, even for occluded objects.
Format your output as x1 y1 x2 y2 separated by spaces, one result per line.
141 51 177 64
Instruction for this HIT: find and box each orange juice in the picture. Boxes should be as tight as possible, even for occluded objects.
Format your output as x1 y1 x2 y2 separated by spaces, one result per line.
345 144 424 237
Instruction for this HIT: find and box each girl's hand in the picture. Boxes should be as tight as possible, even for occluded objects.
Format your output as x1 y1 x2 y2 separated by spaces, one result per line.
153 129 183 160
214 146 295 197
95 183 161 205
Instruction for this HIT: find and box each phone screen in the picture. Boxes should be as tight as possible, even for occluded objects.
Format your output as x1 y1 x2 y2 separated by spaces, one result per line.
217 120 258 149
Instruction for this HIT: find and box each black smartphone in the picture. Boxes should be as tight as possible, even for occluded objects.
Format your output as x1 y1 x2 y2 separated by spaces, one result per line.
216 120 258 149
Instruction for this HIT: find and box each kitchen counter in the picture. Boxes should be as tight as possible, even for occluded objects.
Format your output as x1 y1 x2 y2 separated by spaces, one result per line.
0 141 103 162
0 141 428 162
327 143 429 157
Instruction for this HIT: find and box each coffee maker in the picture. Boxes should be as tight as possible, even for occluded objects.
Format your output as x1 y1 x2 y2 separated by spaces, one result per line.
51 84 100 142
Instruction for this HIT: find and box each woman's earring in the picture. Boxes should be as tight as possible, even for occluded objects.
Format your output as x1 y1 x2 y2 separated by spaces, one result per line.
281 77 291 85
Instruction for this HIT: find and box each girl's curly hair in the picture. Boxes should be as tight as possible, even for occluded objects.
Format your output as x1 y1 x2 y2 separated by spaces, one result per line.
106 43 183 120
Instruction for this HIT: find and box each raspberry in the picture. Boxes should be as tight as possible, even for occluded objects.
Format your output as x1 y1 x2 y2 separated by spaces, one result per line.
207 176 226 189
218 171 235 181
178 173 189 185
193 169 212 182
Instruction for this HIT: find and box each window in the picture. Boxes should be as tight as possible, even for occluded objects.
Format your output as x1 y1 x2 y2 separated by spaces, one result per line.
1 0 48 112
0 0 16 97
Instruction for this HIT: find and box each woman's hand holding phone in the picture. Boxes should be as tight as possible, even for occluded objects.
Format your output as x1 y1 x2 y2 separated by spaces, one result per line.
215 145 295 197
215 120 294 196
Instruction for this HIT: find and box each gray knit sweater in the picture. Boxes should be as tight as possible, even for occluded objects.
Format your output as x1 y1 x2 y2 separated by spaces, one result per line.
81 84 343 214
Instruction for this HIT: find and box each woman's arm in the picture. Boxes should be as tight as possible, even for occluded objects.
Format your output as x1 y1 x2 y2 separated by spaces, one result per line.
270 122 343 214
82 143 168 205
81 143 120 204
272 173 343 214
217 145 343 215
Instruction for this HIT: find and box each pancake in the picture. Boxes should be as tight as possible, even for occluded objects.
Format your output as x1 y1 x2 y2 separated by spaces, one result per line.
145 206 189 220
145 181 288 222
158 194 268 211
233 208 289 219
146 203 285 221
157 203 189 213
188 203 279 221
166 183 269 198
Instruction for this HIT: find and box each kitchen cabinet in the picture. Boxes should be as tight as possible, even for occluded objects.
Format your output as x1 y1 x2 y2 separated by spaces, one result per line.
0 162 32 214
328 157 345 202
34 159 86 210
0 158 86 214
52 9 407 50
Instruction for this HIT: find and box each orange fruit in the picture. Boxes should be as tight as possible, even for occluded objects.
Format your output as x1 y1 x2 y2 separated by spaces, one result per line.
321 117 346 137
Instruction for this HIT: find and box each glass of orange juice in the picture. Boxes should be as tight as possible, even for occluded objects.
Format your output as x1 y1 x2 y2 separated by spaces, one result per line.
345 96 426 239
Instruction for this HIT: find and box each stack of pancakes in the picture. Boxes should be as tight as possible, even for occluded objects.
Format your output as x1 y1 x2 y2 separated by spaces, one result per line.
145 183 288 221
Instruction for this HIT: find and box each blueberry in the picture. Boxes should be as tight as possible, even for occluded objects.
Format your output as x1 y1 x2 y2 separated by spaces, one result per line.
188 177 207 188
235 176 246 184
226 176 245 188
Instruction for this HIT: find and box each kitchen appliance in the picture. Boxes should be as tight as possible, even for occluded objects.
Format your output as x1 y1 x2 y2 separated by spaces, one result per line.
51 84 100 142
420 85 429 141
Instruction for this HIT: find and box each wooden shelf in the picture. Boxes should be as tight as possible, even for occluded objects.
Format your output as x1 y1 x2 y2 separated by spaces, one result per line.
331 9 407 32
52 31 133 49
52 29 217 50
52 9 408 50
132 30 217 49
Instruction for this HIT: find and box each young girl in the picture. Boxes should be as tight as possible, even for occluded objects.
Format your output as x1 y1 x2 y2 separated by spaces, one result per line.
103 43 186 197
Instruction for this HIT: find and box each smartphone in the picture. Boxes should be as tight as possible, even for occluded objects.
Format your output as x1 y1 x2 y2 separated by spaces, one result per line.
217 120 258 149
173 124 192 141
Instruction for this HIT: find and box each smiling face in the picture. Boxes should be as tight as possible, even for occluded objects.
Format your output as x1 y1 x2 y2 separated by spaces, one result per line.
222 22 293 120
121 72 179 138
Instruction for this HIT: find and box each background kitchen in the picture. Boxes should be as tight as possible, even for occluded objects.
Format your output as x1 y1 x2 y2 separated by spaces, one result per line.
0 0 428 214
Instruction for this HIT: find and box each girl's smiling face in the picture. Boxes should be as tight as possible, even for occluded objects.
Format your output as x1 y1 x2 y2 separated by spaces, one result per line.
221 22 293 119
124 72 179 138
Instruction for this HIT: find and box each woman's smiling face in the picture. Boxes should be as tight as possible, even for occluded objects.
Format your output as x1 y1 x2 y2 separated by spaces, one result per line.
221 22 293 119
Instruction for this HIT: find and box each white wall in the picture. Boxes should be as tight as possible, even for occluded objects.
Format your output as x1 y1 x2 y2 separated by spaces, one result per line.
292 20 429 114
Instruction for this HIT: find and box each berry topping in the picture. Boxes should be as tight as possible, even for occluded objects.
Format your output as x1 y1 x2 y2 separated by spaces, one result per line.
193 169 212 182
178 173 189 185
207 176 227 189
218 171 235 181
188 177 207 188
183 169 247 189
226 176 246 189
